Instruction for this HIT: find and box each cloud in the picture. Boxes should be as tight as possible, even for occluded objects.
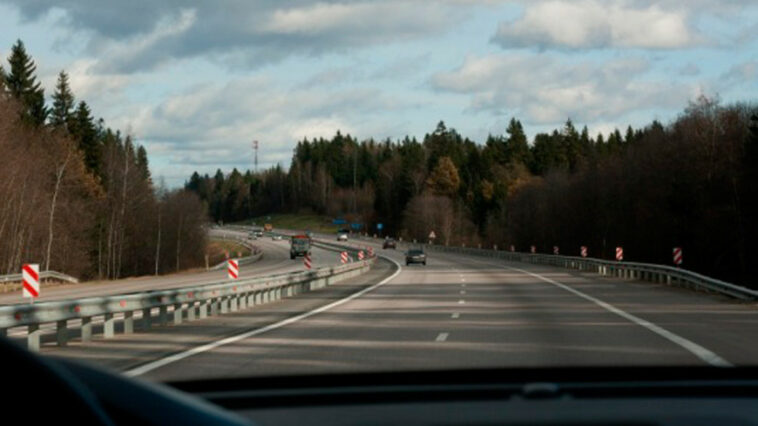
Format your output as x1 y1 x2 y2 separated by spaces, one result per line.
4 1 469 72
431 53 693 124
111 76 413 183
492 0 697 50
721 61 758 84
679 63 700 76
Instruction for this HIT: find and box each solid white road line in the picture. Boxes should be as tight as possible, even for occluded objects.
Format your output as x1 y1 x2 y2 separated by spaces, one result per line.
451 313 460 319
460 290 466 295
509 265 733 368
125 255 404 377
436 332 449 342
468 256 732 368
458 300 465 304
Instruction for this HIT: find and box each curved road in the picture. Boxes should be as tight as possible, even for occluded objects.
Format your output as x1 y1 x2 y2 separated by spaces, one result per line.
35 233 758 380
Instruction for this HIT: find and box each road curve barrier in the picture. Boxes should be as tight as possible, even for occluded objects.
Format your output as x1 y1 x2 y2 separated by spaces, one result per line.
0 258 375 352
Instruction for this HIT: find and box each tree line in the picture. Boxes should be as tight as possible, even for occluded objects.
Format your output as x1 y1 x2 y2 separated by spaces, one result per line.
0 39 207 280
188 96 758 288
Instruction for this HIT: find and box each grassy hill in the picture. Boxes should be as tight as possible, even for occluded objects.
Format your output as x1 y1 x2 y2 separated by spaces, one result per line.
236 214 341 234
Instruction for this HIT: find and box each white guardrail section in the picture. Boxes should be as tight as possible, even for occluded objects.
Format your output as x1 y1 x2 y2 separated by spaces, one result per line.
350 234 758 301
0 240 376 352
0 270 79 284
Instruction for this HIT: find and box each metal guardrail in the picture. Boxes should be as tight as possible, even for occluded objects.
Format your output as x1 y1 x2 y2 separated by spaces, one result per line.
0 270 79 285
0 256 376 352
350 234 758 301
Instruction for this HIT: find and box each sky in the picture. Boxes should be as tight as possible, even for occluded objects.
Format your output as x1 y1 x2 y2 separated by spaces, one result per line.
1 0 757 187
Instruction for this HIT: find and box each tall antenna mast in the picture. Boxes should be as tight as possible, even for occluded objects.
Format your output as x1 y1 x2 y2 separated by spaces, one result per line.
252 140 259 173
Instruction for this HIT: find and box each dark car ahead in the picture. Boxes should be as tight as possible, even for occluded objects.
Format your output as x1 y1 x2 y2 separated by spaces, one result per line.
383 238 397 249
405 248 426 266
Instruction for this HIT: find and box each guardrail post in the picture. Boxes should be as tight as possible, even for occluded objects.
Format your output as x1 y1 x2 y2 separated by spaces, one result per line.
28 324 41 352
221 297 230 314
143 308 152 329
56 320 68 347
187 302 196 321
124 311 134 334
230 296 238 312
173 304 183 325
159 306 168 326
199 301 208 319
81 316 92 342
239 294 247 310
104 313 115 338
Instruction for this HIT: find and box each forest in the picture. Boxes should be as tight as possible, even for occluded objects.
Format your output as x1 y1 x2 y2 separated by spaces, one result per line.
0 40 207 280
187 97 758 288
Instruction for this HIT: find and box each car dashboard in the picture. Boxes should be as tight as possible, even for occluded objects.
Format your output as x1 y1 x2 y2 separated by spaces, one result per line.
169 367 758 426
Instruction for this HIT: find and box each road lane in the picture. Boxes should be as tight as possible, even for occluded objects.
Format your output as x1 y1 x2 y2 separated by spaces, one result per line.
130 248 751 382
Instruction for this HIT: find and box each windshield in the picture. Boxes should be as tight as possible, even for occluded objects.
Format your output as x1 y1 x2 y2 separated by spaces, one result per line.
1 1 757 385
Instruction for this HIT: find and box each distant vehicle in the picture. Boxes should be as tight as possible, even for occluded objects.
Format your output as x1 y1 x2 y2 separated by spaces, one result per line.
254 230 263 237
264 223 273 232
405 249 426 266
290 235 312 259
248 231 257 240
383 238 396 249
337 233 348 242
272 235 283 241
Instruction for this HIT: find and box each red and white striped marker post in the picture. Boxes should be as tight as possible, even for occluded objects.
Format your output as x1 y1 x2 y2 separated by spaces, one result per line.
616 247 624 261
340 251 348 264
367 247 374 257
673 247 683 267
358 250 365 261
22 263 40 304
580 246 588 258
553 246 559 255
304 253 312 270
530 245 536 254
227 259 239 280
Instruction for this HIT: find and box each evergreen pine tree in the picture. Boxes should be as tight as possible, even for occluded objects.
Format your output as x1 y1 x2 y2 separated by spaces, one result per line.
4 40 48 126
505 118 530 166
50 70 75 130
70 101 100 175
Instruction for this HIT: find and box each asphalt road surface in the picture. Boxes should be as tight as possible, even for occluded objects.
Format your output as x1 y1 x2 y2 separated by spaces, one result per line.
37 234 758 381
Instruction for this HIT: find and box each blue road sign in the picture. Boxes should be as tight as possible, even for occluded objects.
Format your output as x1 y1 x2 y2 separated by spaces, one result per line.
333 218 347 225
377 223 383 230
350 223 362 230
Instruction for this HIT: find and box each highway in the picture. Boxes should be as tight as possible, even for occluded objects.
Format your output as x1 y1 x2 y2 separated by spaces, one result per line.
34 233 758 381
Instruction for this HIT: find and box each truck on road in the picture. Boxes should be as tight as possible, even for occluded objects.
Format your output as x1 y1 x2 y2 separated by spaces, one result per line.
290 235 312 259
